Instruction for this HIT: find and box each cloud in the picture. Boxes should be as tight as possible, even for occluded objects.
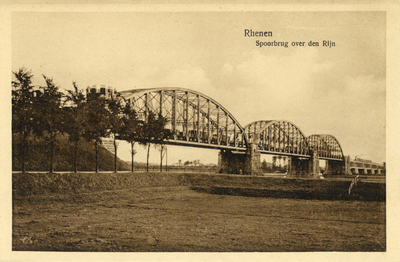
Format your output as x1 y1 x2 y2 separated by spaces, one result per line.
162 66 212 91
215 48 333 124
312 75 386 162
212 49 385 162
221 63 234 74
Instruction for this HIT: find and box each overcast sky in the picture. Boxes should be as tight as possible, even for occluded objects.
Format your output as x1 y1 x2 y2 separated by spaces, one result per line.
12 11 386 164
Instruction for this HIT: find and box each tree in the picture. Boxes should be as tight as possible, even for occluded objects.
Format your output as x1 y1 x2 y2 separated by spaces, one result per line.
277 155 282 171
159 144 167 172
64 82 87 173
272 156 277 171
12 68 35 173
120 103 142 172
33 76 64 173
107 97 124 173
140 111 170 172
83 92 110 173
261 159 268 171
282 157 287 171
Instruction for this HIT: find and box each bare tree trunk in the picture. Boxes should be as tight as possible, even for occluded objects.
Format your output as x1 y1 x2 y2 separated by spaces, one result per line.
114 137 117 173
131 142 134 172
22 131 26 173
74 140 78 173
50 133 54 173
146 143 150 172
160 146 163 172
95 140 99 173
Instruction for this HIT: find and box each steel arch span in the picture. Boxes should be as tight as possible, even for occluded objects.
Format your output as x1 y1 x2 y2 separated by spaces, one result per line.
119 87 247 150
243 120 310 157
308 134 344 160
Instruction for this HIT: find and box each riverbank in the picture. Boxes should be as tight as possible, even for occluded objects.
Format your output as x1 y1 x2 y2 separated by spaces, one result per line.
13 172 385 201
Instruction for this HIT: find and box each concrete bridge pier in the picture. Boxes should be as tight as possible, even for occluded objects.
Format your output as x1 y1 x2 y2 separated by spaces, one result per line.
243 143 262 176
309 150 320 178
344 155 351 175
217 143 261 175
217 150 245 174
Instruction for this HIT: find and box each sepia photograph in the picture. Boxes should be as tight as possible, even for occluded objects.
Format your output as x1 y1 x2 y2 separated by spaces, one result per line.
2 2 400 262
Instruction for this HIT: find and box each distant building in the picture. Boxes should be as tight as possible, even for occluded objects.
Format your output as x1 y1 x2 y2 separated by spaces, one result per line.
86 85 120 101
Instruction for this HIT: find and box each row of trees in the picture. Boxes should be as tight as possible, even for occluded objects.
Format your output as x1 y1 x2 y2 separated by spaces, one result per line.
12 68 169 173
272 156 288 172
259 157 288 173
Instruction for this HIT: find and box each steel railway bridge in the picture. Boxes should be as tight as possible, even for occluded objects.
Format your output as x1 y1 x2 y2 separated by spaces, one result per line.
93 86 383 176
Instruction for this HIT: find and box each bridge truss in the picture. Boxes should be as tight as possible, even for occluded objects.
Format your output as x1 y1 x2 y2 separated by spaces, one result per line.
244 120 310 157
119 88 345 161
119 88 247 150
308 134 344 161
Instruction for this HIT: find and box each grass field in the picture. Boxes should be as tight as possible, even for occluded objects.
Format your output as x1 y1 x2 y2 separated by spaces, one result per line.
12 172 386 252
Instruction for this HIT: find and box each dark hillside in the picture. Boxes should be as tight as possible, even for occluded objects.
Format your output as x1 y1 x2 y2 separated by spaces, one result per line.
12 134 130 172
